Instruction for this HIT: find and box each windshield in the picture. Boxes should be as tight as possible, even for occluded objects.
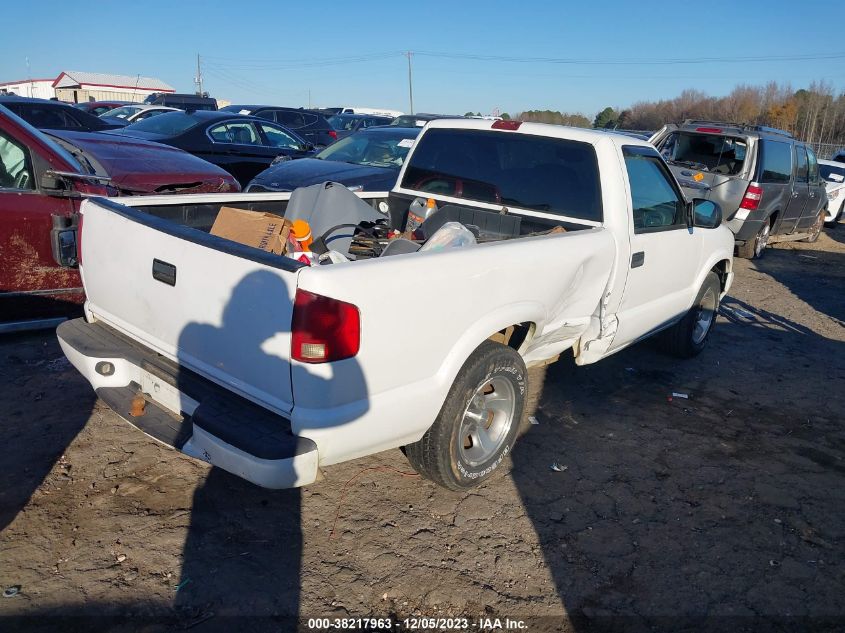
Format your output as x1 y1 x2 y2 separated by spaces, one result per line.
400 128 603 221
391 115 429 127
658 131 747 175
820 163 845 183
327 115 360 131
123 111 199 135
101 106 143 119
316 129 419 168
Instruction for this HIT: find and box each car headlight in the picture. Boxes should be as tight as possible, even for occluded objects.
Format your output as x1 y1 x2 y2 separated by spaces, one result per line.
828 188 840 200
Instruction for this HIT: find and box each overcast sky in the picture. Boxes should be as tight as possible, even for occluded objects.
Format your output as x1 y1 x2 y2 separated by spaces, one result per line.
3 0 844 116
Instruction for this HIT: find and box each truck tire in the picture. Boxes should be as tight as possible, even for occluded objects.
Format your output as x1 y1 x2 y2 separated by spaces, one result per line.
736 221 770 259
659 272 720 358
404 341 526 490
804 210 824 242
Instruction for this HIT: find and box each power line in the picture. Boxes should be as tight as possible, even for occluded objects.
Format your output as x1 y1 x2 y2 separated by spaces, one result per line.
414 50 845 66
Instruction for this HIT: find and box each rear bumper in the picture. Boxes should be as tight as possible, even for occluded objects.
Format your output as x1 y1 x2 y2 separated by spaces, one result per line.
727 212 764 243
57 318 319 488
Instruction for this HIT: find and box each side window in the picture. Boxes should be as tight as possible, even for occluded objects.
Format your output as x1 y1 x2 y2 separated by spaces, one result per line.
255 111 275 122
623 147 685 232
806 147 819 184
795 146 809 183
208 122 260 145
258 122 301 149
276 111 305 128
758 140 792 184
0 132 35 190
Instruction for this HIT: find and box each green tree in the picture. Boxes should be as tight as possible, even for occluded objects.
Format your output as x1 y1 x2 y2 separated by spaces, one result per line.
501 113 511 120
593 106 618 129
464 111 475 117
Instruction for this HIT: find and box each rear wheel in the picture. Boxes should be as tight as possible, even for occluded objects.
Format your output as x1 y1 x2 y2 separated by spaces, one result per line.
736 221 770 259
804 210 824 243
659 272 720 358
404 341 526 490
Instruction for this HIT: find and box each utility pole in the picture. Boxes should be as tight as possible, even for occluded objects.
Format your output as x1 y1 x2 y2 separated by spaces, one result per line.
196 53 203 96
406 51 414 115
26 57 32 97
308 89 311 109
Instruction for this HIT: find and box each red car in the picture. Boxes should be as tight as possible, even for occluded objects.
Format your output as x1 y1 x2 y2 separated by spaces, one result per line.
74 101 132 117
0 105 240 330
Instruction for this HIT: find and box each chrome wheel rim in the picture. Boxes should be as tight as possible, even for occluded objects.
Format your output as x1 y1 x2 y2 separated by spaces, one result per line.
755 222 770 257
692 286 717 345
458 376 516 467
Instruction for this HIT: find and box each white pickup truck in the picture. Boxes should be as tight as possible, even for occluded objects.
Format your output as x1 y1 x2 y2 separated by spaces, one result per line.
58 119 734 491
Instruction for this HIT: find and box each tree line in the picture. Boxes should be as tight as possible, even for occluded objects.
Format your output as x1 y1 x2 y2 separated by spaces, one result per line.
511 81 845 146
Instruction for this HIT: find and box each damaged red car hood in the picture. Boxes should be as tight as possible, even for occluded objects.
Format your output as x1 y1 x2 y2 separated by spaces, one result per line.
47 130 240 194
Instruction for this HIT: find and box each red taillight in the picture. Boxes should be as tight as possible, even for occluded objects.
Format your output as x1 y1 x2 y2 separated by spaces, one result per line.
492 120 522 130
696 127 723 133
740 182 763 210
76 212 83 266
291 289 360 363
328 129 338 140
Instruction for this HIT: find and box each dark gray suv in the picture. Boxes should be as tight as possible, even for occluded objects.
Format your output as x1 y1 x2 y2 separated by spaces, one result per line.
650 120 827 258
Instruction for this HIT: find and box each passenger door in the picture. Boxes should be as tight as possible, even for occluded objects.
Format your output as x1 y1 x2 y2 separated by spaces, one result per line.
611 145 703 350
797 147 824 230
206 120 272 186
0 128 78 322
779 145 809 234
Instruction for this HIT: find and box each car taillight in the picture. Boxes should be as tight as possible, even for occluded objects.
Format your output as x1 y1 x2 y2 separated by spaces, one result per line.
696 127 723 133
740 182 763 210
76 212 83 266
291 289 360 363
328 130 338 140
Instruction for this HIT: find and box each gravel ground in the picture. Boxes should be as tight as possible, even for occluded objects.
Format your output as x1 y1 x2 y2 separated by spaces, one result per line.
1 230 843 632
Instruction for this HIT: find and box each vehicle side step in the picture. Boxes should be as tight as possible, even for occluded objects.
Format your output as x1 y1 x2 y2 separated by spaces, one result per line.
96 384 192 450
767 232 813 244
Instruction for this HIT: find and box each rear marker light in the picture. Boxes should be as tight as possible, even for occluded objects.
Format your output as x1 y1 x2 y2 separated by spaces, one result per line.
328 130 338 140
292 289 360 363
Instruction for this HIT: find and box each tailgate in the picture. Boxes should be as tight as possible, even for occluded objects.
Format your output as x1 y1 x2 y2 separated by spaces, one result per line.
79 197 303 414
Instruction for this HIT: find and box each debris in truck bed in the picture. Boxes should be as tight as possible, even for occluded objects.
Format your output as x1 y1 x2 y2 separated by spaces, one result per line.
210 207 292 255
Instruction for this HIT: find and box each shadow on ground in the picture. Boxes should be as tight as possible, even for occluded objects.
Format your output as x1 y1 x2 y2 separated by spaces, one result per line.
510 294 845 630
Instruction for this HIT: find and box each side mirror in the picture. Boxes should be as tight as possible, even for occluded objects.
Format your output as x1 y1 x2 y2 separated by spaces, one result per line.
692 199 722 229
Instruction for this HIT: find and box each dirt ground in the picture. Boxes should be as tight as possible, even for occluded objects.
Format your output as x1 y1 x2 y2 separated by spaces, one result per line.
1 229 844 632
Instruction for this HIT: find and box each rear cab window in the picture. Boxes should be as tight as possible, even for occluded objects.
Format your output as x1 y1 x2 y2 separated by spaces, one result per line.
658 131 748 176
399 128 603 223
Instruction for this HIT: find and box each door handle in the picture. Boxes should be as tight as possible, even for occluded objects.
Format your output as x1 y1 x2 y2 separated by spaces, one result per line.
791 192 799 198
631 251 645 268
809 192 816 198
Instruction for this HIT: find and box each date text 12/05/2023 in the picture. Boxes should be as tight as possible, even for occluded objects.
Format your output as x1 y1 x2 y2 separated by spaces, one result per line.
306 617 529 630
